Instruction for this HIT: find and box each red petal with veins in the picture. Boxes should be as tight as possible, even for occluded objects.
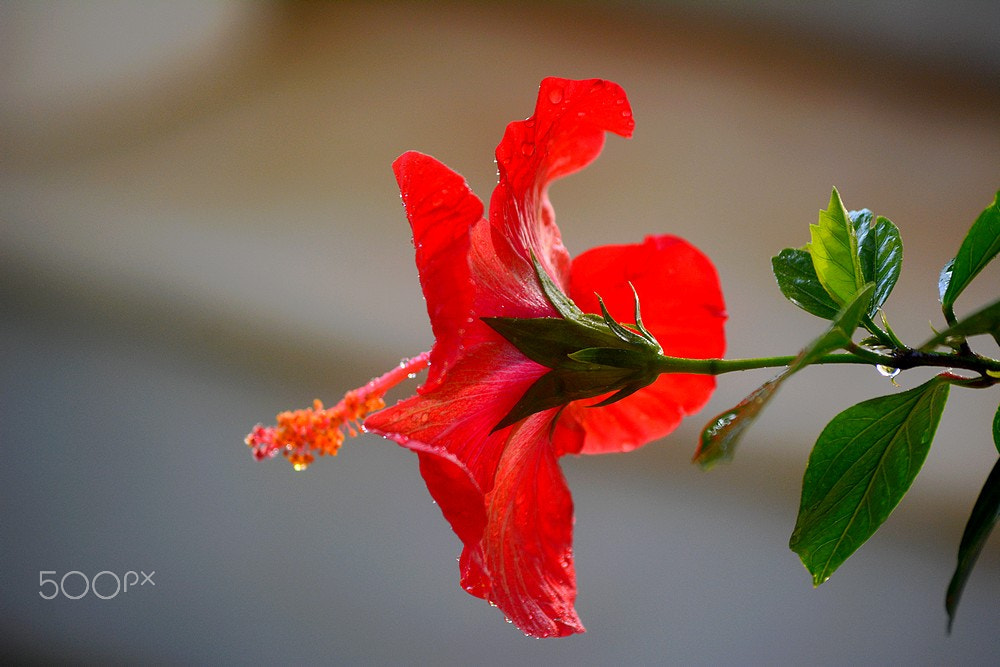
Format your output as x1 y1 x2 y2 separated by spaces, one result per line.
556 234 727 454
477 411 583 637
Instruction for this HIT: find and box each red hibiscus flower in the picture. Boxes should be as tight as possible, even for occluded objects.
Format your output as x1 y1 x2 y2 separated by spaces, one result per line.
247 77 726 637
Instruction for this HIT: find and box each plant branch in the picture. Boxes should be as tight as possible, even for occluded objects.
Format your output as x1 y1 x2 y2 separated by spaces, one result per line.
654 348 1000 382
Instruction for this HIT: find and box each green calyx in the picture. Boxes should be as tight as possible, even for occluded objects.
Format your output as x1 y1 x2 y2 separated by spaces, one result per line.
483 254 664 431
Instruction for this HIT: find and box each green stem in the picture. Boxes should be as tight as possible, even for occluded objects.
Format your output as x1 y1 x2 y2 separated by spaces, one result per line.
653 348 1000 379
861 315 897 349
652 352 867 376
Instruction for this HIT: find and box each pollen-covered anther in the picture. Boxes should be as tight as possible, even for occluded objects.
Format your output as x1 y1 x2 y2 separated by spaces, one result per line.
244 399 351 470
244 351 430 471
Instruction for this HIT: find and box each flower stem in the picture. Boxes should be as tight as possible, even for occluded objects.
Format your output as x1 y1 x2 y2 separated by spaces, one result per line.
652 353 866 375
653 349 1000 380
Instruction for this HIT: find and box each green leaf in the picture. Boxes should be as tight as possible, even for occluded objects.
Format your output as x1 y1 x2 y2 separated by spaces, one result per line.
795 283 873 368
853 210 902 317
920 298 1000 350
789 377 951 585
694 374 783 469
808 188 865 306
994 404 1000 455
694 285 874 469
946 456 1000 632
941 190 1000 312
772 248 841 320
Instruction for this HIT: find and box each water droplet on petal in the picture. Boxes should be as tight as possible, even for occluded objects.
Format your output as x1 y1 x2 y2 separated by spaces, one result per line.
547 86 564 104
521 142 535 157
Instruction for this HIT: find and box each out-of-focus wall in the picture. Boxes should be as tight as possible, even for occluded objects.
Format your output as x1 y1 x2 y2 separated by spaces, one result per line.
2 2 998 662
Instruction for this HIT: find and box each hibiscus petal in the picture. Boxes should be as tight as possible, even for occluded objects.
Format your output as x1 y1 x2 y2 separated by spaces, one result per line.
477 411 584 637
363 340 548 542
557 234 727 454
364 346 584 637
393 151 485 389
489 77 635 293
365 340 544 485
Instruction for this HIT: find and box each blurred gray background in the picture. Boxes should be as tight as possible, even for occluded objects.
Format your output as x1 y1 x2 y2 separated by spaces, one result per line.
2 1 998 663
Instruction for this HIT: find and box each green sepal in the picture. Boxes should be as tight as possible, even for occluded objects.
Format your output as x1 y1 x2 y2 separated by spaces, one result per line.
568 346 660 369
533 251 585 320
629 282 658 344
483 316 634 369
596 293 661 351
492 364 641 431
488 254 666 431
588 377 658 408
598 296 648 346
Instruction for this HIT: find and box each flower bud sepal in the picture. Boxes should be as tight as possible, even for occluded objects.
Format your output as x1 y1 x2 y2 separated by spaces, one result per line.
483 254 665 431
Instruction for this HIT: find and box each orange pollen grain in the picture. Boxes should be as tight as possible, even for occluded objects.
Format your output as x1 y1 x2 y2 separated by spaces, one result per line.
245 351 430 471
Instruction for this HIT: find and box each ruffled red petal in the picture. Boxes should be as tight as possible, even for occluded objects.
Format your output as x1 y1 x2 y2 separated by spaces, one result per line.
487 77 635 298
555 235 727 454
